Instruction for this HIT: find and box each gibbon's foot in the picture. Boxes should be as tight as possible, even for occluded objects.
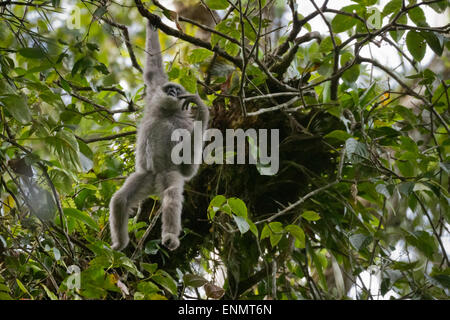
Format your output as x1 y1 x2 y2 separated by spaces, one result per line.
162 233 180 251
111 236 129 251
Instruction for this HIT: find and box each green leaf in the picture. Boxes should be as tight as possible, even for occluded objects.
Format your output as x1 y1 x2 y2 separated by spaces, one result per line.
341 52 360 83
94 62 109 75
224 42 240 56
301 210 321 221
207 195 227 220
16 279 32 299
345 138 368 163
41 284 58 300
233 215 250 234
427 1 448 13
394 105 417 124
137 281 160 294
261 224 271 240
429 272 450 289
268 221 283 233
439 162 450 174
382 0 402 16
389 14 407 42
319 36 342 53
269 222 283 248
228 197 247 218
59 78 71 92
87 43 100 51
359 82 377 106
391 261 419 271
118 256 144 278
0 293 12 300
325 130 351 142
270 227 283 247
420 31 443 56
63 208 99 231
397 160 414 177
204 0 228 10
351 0 378 6
247 218 258 237
0 94 32 124
310 248 327 290
408 7 428 27
398 181 414 196
46 130 81 170
18 47 46 59
285 225 305 248
405 231 436 259
78 140 94 172
261 222 284 247
188 48 214 64
0 276 11 300
50 168 74 194
375 183 391 198
331 5 361 33
53 247 61 261
141 263 158 275
144 240 160 255
167 66 180 80
147 293 168 300
93 6 107 18
183 274 208 288
349 233 371 251
179 70 197 93
406 31 426 62
71 56 93 76
152 270 177 296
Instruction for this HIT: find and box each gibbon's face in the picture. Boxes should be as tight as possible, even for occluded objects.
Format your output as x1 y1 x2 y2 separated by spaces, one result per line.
162 83 185 98
159 83 187 112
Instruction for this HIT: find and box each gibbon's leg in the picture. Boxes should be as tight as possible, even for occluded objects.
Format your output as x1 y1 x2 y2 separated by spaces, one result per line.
157 171 185 250
110 171 155 250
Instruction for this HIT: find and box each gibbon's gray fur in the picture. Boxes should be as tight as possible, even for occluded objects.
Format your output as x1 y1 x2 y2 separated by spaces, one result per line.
109 22 209 251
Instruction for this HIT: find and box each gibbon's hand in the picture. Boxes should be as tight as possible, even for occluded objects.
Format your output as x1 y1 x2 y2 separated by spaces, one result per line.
179 94 201 111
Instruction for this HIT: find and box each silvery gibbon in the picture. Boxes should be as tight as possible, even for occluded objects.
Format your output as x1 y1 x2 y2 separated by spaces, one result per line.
109 21 209 251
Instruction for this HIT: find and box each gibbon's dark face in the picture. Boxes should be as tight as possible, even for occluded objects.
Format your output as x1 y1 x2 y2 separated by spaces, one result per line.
162 83 185 98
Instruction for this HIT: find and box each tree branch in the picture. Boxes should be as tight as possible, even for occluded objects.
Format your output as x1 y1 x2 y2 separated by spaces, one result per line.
134 0 242 68
75 131 137 144
101 16 143 73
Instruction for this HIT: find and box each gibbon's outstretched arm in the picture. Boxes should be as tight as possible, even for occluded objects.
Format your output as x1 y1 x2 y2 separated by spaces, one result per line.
144 21 168 91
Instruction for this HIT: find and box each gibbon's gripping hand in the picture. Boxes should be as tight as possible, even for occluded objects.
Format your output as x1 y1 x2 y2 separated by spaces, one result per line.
179 94 202 111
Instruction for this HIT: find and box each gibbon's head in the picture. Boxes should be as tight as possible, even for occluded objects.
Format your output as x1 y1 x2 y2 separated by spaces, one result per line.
157 82 187 112
162 82 185 98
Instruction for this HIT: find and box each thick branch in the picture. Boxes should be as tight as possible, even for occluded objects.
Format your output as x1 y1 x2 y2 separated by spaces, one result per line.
134 0 242 68
75 131 137 144
270 32 321 77
69 91 133 115
270 1 325 61
101 16 143 73
0 1 51 7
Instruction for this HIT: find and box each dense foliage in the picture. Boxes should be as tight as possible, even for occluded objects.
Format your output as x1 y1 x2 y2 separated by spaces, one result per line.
0 0 449 300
